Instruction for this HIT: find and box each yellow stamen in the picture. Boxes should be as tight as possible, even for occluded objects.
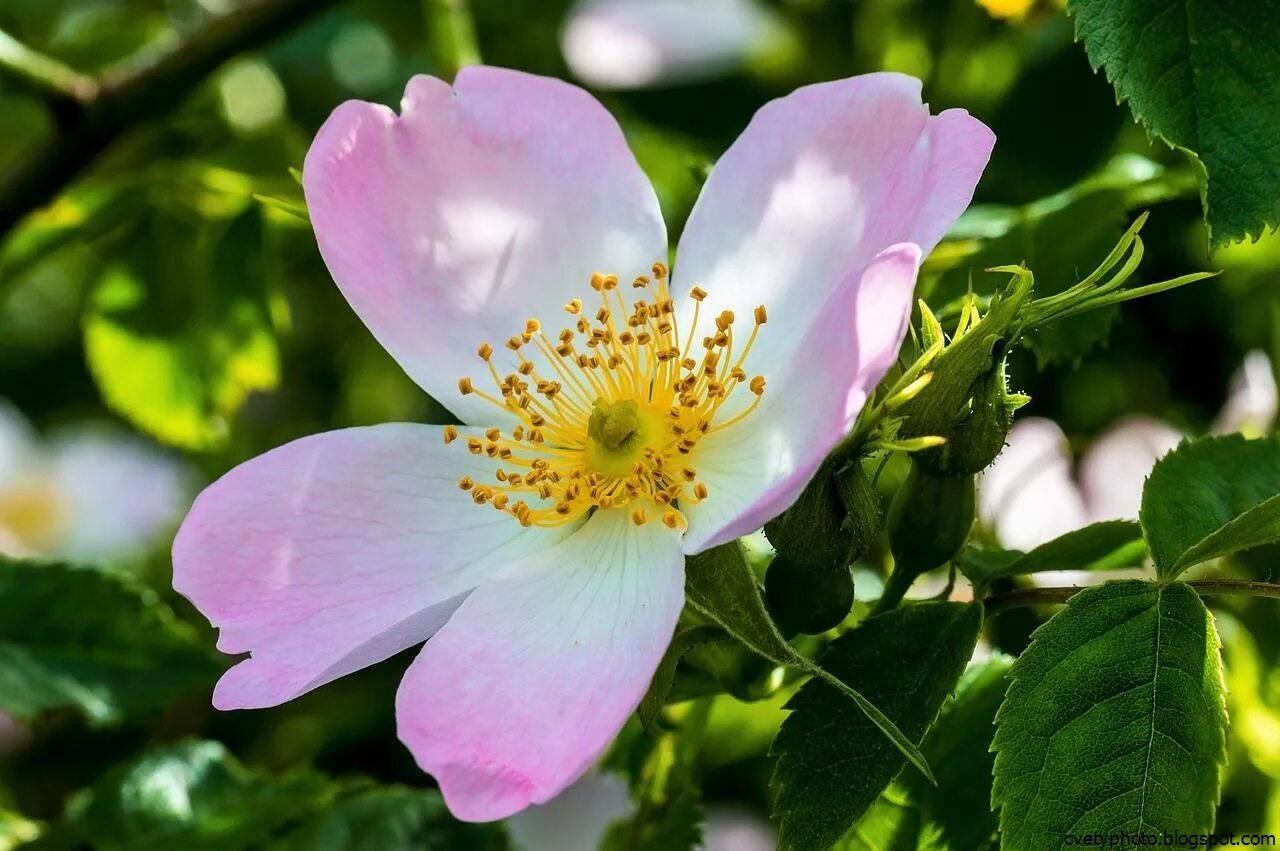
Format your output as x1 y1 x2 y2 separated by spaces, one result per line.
446 267 769 528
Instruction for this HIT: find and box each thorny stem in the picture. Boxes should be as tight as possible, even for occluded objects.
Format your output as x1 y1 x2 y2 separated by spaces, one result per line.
982 579 1280 614
0 0 345 237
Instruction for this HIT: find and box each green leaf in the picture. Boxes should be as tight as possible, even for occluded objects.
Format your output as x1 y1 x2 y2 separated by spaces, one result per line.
685 544 934 785
272 785 509 851
842 657 1012 851
637 625 729 729
771 602 984 851
0 558 221 725
1141 434 1280 580
84 208 280 451
29 740 333 851
959 521 1146 590
1067 0 1280 245
992 581 1226 845
931 155 1197 366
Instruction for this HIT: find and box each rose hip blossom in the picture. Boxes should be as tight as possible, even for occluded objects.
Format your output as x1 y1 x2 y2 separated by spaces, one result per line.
173 66 993 821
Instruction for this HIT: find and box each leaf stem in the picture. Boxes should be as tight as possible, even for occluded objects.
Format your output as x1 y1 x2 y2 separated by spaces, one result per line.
0 0 344 237
983 579 1280 613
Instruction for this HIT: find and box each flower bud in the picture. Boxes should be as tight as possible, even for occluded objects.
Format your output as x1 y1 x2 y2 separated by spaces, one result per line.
886 463 976 582
764 457 853 571
917 357 1028 475
764 555 855 636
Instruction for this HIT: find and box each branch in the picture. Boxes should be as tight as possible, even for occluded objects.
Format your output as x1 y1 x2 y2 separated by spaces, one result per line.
983 579 1280 614
0 0 345 237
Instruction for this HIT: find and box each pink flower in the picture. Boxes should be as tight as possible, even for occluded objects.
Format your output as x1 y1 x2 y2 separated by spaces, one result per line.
173 66 992 821
981 352 1277 552
0 400 189 562
561 0 787 90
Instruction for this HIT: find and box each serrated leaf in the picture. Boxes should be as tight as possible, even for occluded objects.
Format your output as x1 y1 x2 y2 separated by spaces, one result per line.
1141 434 1280 580
84 208 279 451
842 657 1011 851
685 544 934 785
0 558 221 725
1067 0 1280 245
771 602 984 851
272 786 508 851
959 521 1146 590
28 740 333 851
992 581 1226 846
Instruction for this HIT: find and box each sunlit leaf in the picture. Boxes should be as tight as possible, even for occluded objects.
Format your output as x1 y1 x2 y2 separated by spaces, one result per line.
83 208 280 451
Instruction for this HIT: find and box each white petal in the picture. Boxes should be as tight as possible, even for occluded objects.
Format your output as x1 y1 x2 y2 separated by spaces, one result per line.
979 418 1087 551
1079 416 1185 523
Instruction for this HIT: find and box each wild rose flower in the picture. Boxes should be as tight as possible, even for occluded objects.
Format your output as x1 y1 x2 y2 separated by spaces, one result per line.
0 400 188 561
981 352 1277 551
173 66 993 820
561 0 786 90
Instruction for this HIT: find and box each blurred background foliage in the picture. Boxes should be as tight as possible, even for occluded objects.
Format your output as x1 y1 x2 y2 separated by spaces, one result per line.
0 0 1278 847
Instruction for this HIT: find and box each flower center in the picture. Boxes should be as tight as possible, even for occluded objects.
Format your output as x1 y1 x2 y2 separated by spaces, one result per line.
0 477 65 554
443 262 767 529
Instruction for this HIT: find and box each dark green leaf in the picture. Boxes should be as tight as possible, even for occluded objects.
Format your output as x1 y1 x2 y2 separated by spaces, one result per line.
842 657 1011 851
959 521 1146 590
1141 434 1280 579
771 602 984 851
992 581 1226 845
272 786 509 851
84 208 280 451
0 558 221 724
29 740 333 851
932 155 1196 365
1068 0 1280 245
686 544 934 784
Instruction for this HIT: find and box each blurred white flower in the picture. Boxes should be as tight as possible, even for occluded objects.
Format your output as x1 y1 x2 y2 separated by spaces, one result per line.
503 770 776 851
1213 350 1277 437
980 350 1277 552
505 771 633 851
0 401 190 562
703 804 777 850
561 0 785 90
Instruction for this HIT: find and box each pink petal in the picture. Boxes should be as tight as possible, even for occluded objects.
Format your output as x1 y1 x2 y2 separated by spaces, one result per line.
395 506 685 821
979 418 1087 551
672 73 993 378
1079 415 1185 523
303 66 667 427
679 243 921 553
173 424 569 710
561 0 783 90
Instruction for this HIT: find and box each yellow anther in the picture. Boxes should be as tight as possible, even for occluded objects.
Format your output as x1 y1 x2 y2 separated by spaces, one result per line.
754 305 768 324
457 476 474 491
444 266 769 528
